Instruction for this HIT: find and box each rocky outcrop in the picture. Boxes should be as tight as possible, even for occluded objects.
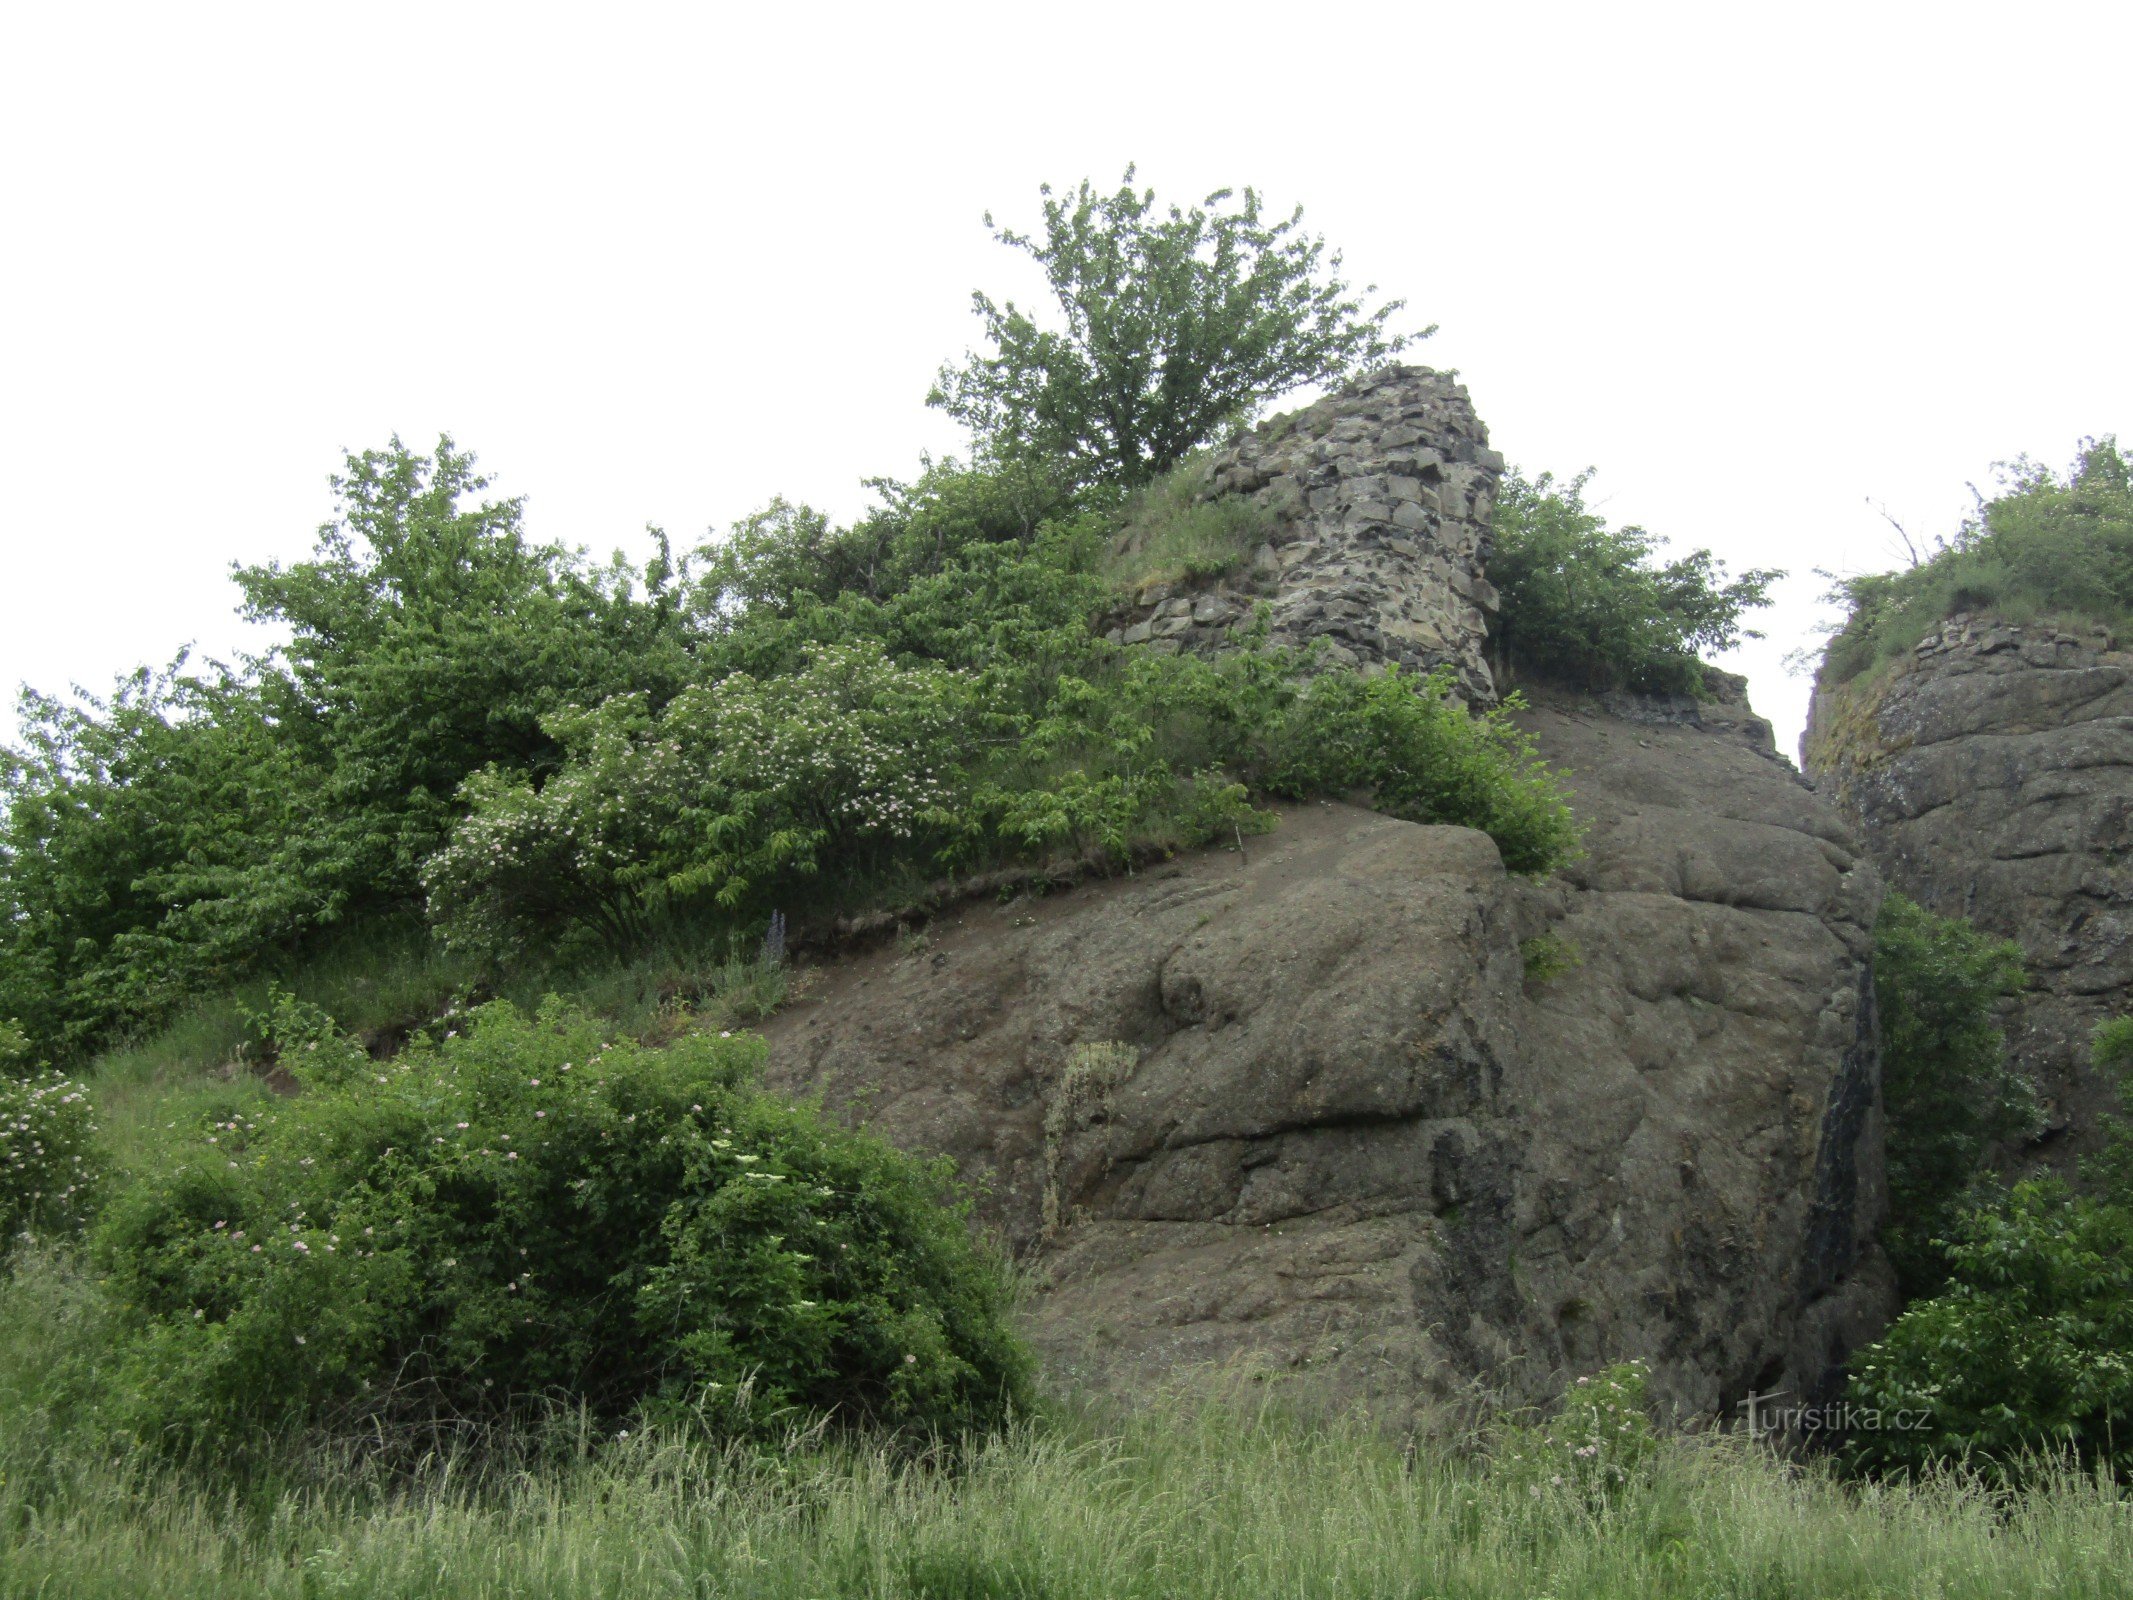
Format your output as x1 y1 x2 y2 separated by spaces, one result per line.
1104 367 1504 702
761 685 1890 1422
1805 615 2133 1159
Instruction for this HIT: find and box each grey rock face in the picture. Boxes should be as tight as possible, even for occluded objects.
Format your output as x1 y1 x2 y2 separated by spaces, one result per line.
1804 615 2133 1158
761 688 1889 1422
1107 365 1505 702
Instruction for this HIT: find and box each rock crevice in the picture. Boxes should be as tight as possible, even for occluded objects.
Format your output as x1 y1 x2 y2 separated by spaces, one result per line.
1805 614 2133 1160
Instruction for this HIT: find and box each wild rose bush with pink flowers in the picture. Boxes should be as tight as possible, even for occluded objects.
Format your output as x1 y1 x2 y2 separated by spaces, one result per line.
93 998 1030 1458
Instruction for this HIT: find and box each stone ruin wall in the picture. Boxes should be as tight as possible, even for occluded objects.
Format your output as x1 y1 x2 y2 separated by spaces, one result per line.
1104 366 1505 703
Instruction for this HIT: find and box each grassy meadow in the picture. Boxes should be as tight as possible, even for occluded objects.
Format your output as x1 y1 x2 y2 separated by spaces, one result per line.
2 1323 2126 1599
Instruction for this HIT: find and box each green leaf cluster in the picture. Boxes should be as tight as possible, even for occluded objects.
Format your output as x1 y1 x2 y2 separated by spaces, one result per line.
931 166 1414 488
1848 1022 2133 1478
1872 894 2036 1297
93 998 1029 1458
1848 1179 2133 1479
1487 469 1781 695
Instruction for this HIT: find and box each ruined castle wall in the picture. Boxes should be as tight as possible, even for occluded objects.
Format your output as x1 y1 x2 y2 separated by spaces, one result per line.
1106 366 1505 702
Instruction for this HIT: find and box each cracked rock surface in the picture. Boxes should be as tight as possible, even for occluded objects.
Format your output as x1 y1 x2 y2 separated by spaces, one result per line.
1805 615 2133 1164
761 686 1891 1422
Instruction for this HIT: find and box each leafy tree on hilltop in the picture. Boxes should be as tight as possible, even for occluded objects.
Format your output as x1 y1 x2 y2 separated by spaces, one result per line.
931 168 1416 488
231 436 697 915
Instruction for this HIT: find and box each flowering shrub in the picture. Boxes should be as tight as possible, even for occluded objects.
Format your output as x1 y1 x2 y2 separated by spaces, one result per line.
422 642 980 958
1 1022 101 1258
94 998 1029 1456
1496 1360 1659 1505
428 634 1581 961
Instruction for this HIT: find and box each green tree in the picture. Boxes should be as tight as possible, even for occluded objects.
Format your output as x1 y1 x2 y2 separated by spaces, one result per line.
1487 469 1780 694
1872 894 2035 1297
0 438 697 1059
0 660 317 1057
234 436 695 915
931 168 1416 489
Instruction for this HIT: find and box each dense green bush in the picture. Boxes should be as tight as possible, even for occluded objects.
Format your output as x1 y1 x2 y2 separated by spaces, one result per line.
1820 436 2133 686
1487 469 1780 694
1871 894 2035 1296
0 1022 100 1260
93 999 1030 1457
426 632 1581 960
1849 1020 2133 1478
0 439 694 1062
1848 1177 2133 1479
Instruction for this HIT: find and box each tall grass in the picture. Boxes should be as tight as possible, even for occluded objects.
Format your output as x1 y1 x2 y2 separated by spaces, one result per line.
1 1256 2126 1599
0 1364 2125 1595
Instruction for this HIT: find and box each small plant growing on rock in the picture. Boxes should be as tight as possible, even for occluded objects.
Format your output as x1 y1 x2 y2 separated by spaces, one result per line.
1519 932 1580 985
1043 1041 1141 1235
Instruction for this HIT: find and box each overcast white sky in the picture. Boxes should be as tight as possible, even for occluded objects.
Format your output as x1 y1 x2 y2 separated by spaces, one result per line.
2 2 2126 762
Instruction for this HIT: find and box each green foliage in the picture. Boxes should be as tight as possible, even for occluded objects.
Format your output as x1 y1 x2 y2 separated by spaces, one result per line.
1519 932 1580 984
92 998 1030 1458
425 641 982 958
0 439 693 1062
230 436 697 912
428 629 1582 961
1847 1177 2133 1480
1496 1361 1659 1505
1848 1020 2133 1478
1820 436 2133 685
1488 469 1780 694
1 1060 101 1259
1249 666 1582 873
0 661 317 1057
1103 454 1273 592
1872 894 2035 1296
931 167 1415 488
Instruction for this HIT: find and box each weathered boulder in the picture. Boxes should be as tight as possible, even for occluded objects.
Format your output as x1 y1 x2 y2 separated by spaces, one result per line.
1804 614 2133 1160
761 685 1890 1422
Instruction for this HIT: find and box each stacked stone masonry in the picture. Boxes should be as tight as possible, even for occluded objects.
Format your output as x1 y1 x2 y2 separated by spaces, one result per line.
1105 365 1505 703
